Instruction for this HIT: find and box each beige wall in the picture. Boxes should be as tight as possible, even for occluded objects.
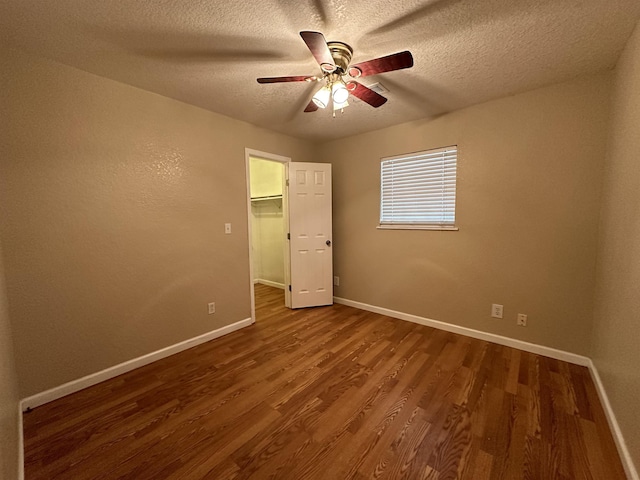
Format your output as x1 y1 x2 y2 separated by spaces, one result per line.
593 21 640 473
250 158 285 285
320 74 611 355
0 48 314 397
0 246 20 480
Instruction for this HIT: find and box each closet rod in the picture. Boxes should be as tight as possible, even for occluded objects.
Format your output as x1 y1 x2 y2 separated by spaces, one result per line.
251 195 283 202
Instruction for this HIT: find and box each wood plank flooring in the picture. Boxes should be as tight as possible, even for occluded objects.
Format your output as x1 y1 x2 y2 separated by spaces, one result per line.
23 284 626 479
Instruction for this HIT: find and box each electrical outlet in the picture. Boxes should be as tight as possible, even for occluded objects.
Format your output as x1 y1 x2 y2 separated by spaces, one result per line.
333 276 340 286
224 223 232 234
208 302 216 314
517 313 527 326
491 304 504 319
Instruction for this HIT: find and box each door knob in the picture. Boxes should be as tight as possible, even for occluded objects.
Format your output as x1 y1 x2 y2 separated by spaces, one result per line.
326 240 331 246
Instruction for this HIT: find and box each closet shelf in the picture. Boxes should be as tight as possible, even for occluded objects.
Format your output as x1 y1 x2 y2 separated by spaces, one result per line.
251 195 283 202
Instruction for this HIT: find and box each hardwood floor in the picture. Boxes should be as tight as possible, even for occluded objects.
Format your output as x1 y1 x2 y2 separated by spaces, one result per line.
23 284 625 479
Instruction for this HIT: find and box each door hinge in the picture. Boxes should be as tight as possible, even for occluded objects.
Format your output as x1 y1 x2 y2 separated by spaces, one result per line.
289 285 292 292
286 179 289 186
287 233 290 240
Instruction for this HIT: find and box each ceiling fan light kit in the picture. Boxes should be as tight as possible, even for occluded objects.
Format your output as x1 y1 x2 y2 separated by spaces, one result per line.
312 84 331 109
257 31 414 115
332 77 349 104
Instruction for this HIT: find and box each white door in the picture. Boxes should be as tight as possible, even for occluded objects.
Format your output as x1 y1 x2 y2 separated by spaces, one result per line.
287 162 333 308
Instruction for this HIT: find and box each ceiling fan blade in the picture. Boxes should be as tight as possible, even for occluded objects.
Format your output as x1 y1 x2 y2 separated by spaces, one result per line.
138 48 288 63
347 82 388 108
257 76 315 84
365 0 463 36
304 100 319 113
348 51 414 78
300 31 335 71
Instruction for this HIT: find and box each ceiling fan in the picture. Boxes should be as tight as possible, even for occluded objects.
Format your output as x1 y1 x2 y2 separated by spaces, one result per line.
257 31 414 114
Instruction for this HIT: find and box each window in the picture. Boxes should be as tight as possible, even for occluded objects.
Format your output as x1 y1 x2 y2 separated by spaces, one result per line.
379 145 458 230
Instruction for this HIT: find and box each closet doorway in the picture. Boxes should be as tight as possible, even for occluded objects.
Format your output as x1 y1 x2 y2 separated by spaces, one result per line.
246 149 290 320
246 148 334 322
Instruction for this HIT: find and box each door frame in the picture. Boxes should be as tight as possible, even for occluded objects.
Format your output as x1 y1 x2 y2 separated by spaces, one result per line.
245 148 291 323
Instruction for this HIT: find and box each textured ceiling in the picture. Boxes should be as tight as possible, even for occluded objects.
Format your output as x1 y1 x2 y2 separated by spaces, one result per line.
3 0 640 141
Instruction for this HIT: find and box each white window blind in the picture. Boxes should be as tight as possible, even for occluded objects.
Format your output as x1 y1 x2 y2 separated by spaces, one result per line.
380 146 457 228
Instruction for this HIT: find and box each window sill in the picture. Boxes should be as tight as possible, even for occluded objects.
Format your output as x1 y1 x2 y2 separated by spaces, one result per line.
377 224 459 231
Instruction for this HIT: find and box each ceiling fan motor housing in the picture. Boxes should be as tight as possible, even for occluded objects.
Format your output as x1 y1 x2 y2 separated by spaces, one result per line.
326 41 353 74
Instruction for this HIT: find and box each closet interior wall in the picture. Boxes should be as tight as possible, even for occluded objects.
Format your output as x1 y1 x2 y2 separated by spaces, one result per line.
250 158 285 289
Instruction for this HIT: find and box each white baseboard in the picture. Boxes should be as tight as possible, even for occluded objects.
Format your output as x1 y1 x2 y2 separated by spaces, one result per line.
20 317 253 411
254 279 285 289
587 360 638 480
334 296 637 479
333 297 590 366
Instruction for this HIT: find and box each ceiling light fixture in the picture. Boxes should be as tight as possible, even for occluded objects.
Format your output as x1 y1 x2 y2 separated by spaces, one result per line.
312 74 350 113
332 78 349 104
311 84 331 109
